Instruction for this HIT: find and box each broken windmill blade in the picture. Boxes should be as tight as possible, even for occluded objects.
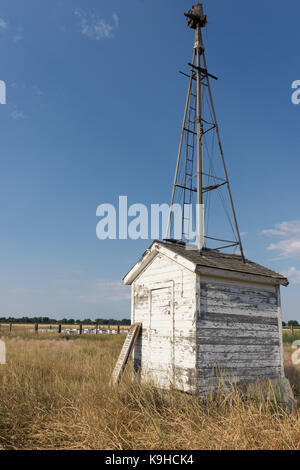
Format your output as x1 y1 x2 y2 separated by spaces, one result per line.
165 3 245 261
110 323 142 386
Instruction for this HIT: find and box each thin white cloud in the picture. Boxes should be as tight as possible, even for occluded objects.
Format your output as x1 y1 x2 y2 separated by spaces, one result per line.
0 18 24 43
262 220 300 259
11 108 27 120
10 82 43 96
262 220 300 238
13 34 23 43
13 26 24 42
282 267 300 284
55 278 130 303
112 13 119 28
267 239 300 258
74 8 119 40
32 85 44 96
9 287 43 295
0 18 8 31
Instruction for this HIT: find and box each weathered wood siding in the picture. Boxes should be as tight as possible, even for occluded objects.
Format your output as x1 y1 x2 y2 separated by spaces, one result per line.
197 276 282 393
132 253 197 392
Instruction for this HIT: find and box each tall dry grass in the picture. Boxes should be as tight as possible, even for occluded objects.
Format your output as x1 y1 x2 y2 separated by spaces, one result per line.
0 330 299 450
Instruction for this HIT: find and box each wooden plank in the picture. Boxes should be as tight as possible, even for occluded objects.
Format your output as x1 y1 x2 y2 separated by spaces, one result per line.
197 328 279 339
198 359 279 368
110 323 142 386
198 344 280 354
197 266 282 286
197 323 278 333
198 337 279 346
200 281 276 297
199 366 281 379
198 351 280 362
198 312 278 326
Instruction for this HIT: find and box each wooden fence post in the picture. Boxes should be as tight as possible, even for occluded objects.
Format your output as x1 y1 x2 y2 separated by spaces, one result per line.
117 325 120 335
96 324 98 335
79 324 83 335
58 324 62 334
35 323 39 334
9 323 12 333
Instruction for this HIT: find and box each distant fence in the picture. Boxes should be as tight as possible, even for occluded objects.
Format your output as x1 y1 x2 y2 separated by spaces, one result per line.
283 326 300 334
0 323 298 336
0 323 130 336
283 327 300 344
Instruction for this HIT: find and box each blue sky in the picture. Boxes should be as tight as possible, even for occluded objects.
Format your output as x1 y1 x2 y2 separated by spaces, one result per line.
0 0 299 320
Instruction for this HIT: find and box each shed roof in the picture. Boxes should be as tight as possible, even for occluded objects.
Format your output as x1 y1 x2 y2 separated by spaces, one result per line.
160 241 288 285
124 240 289 286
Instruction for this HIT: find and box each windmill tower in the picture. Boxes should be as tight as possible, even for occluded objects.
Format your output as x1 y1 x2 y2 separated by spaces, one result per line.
123 4 292 400
166 3 244 259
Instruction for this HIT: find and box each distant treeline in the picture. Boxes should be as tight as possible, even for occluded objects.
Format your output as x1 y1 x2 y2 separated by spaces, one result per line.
0 317 131 326
282 321 299 327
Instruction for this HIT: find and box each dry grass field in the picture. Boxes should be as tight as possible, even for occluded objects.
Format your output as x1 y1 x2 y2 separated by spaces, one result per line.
0 328 299 450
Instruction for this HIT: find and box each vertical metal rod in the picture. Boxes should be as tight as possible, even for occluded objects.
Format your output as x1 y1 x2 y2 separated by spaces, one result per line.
196 26 205 251
200 33 245 261
165 49 196 240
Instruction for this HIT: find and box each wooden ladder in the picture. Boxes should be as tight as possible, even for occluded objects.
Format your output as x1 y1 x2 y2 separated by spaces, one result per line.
110 323 142 386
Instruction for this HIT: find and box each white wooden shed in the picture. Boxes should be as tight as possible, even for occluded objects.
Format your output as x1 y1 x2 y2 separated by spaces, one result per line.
124 240 289 394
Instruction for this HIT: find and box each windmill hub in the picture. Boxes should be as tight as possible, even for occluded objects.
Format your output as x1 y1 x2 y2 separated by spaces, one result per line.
184 3 207 29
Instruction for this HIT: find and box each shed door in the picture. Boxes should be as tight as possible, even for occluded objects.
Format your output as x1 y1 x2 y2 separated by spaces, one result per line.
148 285 174 387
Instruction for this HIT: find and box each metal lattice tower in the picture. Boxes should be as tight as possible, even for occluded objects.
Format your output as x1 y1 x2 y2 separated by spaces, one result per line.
165 3 245 261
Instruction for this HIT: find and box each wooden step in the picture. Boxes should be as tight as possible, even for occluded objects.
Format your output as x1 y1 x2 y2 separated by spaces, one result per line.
110 323 142 386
